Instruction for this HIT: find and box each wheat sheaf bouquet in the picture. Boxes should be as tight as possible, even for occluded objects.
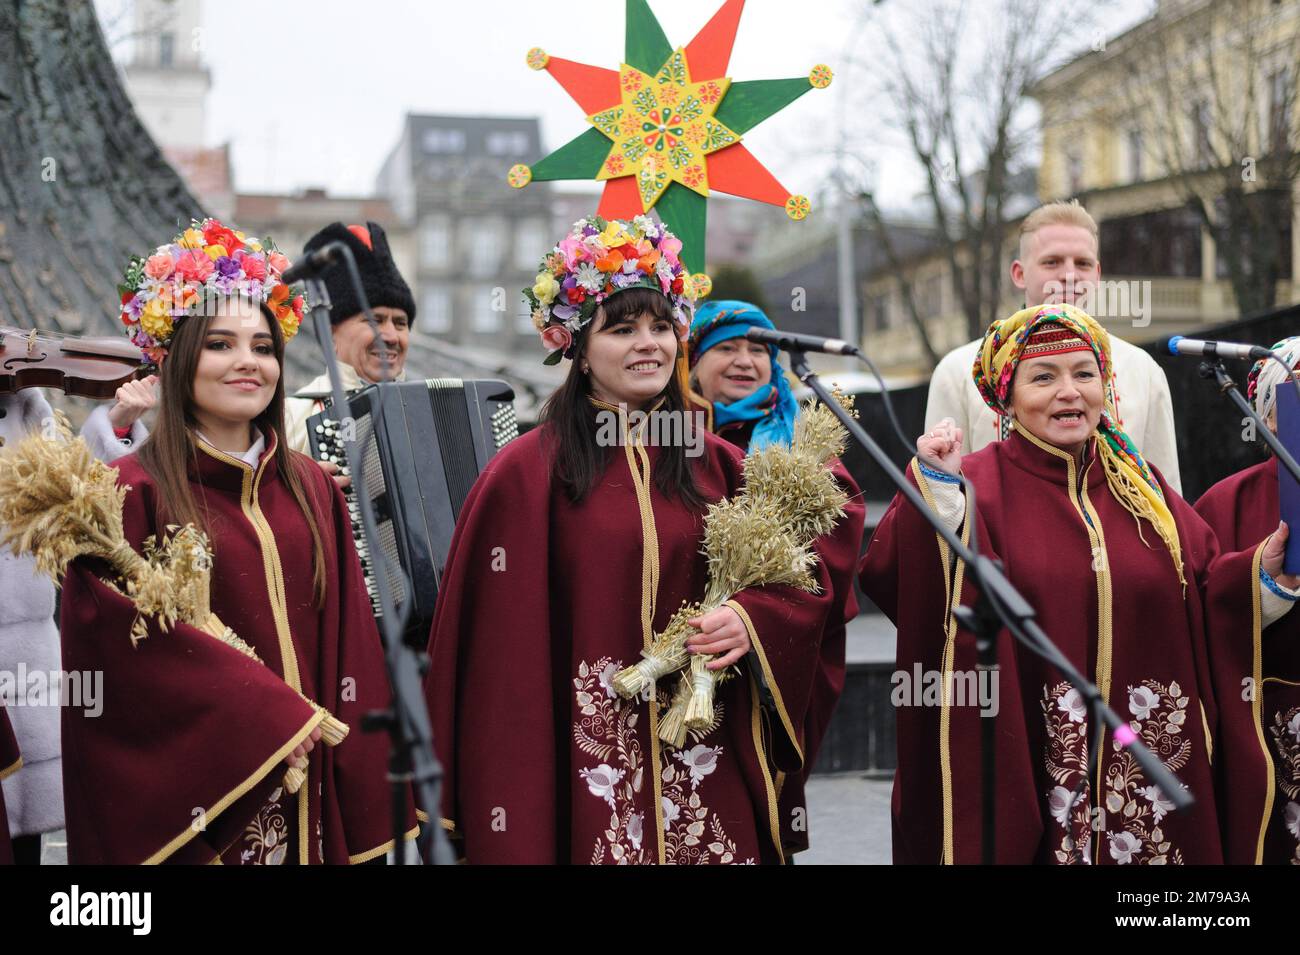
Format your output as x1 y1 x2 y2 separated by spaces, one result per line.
613 394 853 747
0 415 346 794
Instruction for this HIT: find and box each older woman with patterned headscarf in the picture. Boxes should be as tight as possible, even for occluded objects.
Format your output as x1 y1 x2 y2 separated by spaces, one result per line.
1195 335 1300 864
687 301 867 859
860 303 1295 865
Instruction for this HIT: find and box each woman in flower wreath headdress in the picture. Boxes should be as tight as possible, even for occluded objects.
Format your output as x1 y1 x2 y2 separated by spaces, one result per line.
57 218 416 864
860 302 1295 865
1195 335 1300 864
424 215 836 864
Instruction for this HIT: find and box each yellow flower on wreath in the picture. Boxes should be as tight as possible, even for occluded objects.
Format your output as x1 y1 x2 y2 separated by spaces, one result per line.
598 221 634 249
179 228 205 250
533 273 560 305
139 297 174 341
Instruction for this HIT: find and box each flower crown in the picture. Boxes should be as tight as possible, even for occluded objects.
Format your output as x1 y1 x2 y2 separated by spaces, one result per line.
118 217 305 364
523 215 696 365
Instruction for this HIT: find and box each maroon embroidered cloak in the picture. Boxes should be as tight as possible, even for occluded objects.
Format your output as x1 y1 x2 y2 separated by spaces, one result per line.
715 418 867 854
1195 458 1300 864
860 429 1270 864
424 425 835 864
59 432 414 864
0 706 17 865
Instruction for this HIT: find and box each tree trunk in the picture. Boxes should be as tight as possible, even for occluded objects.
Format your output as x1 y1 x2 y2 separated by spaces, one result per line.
0 0 204 334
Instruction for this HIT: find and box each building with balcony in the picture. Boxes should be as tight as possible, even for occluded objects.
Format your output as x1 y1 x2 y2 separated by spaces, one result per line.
858 0 1300 377
376 115 553 357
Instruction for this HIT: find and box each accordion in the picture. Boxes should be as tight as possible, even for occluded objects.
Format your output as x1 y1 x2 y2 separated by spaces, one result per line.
306 378 519 646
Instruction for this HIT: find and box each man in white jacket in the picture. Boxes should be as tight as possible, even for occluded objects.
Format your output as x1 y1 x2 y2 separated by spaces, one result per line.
925 200 1181 492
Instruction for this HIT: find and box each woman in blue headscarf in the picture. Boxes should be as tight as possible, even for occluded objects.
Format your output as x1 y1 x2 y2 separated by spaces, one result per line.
689 300 867 859
689 300 799 453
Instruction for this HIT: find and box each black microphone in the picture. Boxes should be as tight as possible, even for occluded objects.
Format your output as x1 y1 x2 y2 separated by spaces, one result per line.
281 241 347 285
1166 336 1272 361
745 327 860 356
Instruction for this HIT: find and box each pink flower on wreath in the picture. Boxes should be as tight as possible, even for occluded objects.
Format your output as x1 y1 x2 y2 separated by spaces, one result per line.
174 249 214 283
268 251 291 276
558 235 584 268
659 235 683 261
240 253 267 282
144 253 175 280
540 324 573 355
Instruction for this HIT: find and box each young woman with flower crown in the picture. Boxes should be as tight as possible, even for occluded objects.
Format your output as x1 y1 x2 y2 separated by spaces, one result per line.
424 216 835 865
58 219 414 864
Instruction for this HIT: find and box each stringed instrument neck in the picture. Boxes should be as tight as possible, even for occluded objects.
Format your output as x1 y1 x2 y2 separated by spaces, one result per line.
0 326 146 399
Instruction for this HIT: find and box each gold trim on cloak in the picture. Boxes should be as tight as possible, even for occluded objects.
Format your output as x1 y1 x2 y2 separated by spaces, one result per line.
1249 541 1278 865
1013 425 1115 865
196 439 312 865
725 599 803 772
0 755 21 781
606 404 668 866
910 457 969 866
748 671 785 865
724 600 788 864
348 825 421 864
142 709 326 865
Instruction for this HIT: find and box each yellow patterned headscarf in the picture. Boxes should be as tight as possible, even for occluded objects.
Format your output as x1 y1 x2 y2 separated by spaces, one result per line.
973 303 1185 589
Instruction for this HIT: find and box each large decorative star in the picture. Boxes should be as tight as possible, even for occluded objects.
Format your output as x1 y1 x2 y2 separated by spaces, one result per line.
508 0 831 287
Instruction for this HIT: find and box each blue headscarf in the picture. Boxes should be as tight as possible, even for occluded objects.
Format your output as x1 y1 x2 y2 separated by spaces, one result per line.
689 300 798 452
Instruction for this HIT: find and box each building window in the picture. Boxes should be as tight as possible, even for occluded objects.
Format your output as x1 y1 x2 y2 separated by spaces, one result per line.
1126 129 1143 184
514 219 549 271
471 284 503 333
421 128 466 154
866 294 888 332
421 288 452 334
1214 191 1293 280
466 219 503 278
420 216 451 269
1270 67 1292 151
1065 149 1083 195
1190 99 1213 167
486 131 531 156
159 33 174 68
1099 208 1203 277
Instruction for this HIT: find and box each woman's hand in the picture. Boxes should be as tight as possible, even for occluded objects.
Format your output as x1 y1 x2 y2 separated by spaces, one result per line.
285 726 323 770
1262 521 1300 591
686 606 751 670
317 459 351 490
107 375 158 431
917 417 963 475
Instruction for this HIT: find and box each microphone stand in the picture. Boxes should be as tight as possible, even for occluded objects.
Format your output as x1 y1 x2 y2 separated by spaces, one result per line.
783 345 1195 865
1198 360 1300 485
302 251 456 865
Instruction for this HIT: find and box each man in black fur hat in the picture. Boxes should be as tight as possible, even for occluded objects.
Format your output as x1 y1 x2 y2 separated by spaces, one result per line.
285 221 417 457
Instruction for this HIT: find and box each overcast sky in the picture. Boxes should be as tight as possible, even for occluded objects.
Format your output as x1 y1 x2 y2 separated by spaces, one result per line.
94 0 1153 212
97 0 873 201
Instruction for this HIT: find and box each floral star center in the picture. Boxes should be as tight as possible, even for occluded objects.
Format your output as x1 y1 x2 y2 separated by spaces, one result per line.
585 47 740 210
